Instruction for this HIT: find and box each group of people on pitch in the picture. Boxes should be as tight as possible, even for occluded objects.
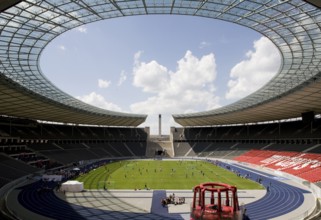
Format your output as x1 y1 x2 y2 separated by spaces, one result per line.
161 193 185 207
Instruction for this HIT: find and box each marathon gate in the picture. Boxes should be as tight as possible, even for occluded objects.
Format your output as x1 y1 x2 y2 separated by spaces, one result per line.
191 182 241 220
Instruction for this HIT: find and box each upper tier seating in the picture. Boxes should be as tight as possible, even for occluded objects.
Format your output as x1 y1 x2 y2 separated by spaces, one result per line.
0 117 148 141
172 119 321 142
0 117 148 165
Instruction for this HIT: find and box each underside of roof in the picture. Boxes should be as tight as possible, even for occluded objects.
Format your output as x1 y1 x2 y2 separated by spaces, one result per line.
304 0 321 8
0 74 145 126
175 73 321 126
0 0 22 12
0 0 321 127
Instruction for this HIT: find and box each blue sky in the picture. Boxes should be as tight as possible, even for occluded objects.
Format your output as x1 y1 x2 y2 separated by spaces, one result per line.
40 15 280 134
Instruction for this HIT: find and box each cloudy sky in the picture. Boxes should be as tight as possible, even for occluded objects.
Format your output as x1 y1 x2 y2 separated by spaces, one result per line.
40 15 281 135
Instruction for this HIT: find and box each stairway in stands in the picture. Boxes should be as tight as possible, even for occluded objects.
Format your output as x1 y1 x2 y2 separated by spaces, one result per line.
146 135 174 158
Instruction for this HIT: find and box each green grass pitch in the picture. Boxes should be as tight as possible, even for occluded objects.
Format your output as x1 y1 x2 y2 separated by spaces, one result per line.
76 160 264 190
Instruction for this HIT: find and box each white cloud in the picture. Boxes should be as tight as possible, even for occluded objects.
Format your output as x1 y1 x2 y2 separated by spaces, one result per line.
134 51 143 65
199 41 211 49
58 45 66 50
133 59 169 93
130 50 221 131
77 25 87 33
98 79 111 88
76 92 122 112
117 71 127 86
225 37 280 100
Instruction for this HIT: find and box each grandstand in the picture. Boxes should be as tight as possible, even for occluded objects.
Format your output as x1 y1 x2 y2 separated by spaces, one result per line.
1 0 321 219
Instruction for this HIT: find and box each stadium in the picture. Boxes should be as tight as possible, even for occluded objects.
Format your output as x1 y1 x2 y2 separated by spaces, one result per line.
1 0 321 219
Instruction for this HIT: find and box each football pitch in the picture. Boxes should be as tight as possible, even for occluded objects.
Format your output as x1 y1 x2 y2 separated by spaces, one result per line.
76 160 264 190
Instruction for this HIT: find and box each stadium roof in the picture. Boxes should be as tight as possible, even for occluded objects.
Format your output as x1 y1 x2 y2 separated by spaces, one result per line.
174 0 321 126
0 0 321 127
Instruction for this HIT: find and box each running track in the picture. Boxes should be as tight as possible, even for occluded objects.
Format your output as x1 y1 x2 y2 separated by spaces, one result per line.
17 161 312 220
217 162 311 220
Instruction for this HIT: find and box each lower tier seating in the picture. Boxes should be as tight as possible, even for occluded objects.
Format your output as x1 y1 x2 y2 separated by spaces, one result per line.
234 150 321 182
